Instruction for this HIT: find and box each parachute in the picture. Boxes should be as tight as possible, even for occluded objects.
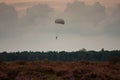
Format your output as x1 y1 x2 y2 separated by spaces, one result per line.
55 19 65 25
55 18 65 40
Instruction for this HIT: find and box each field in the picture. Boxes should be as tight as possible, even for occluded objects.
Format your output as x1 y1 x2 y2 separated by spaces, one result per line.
0 60 120 80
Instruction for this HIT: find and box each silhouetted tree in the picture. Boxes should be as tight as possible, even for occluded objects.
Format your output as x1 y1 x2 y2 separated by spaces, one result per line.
0 49 120 61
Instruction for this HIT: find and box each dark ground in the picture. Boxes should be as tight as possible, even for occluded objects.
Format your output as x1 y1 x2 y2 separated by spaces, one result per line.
0 60 120 80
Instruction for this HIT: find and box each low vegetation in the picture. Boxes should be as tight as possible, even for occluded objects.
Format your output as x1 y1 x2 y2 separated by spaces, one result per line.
0 60 120 80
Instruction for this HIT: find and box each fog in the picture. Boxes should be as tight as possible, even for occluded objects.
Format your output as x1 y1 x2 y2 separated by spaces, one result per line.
0 1 120 51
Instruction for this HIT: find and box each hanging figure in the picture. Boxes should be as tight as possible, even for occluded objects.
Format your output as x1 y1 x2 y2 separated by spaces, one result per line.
56 36 58 40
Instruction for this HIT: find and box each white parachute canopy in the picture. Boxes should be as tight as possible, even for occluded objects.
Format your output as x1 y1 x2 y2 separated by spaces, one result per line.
55 19 65 25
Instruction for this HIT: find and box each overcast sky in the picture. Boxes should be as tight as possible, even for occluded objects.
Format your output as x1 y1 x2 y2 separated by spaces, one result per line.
0 0 120 52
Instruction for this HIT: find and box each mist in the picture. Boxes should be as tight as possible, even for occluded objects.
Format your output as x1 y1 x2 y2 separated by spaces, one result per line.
0 1 120 52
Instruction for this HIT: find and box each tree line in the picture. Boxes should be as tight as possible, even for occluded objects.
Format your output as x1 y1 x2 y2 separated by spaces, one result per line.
0 49 120 61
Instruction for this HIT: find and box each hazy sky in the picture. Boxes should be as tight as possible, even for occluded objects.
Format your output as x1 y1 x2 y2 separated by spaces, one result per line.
0 0 120 52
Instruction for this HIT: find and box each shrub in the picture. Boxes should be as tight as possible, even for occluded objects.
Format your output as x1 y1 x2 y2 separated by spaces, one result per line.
109 57 120 64
0 72 8 80
56 70 68 77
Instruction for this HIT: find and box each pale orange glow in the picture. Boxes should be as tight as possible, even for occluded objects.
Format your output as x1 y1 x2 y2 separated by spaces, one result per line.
1 0 120 6
0 0 74 4
1 0 120 17
1 0 120 9
98 0 120 7
0 0 74 13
